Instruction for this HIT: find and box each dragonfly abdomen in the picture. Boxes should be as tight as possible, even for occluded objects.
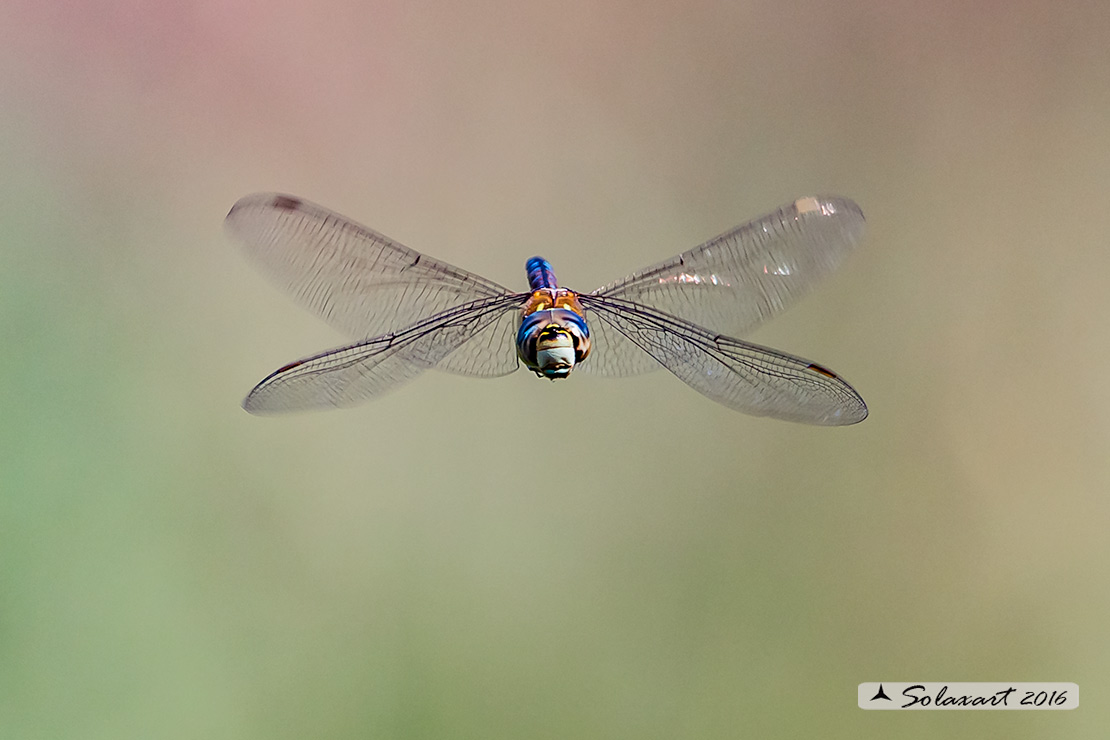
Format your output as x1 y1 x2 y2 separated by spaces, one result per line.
526 257 559 290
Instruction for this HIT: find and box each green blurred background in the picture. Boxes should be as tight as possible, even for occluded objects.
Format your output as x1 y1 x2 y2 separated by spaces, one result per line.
2 0 1107 737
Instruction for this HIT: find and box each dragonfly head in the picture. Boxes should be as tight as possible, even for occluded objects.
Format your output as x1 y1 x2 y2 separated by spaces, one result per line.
535 325 577 378
517 308 591 380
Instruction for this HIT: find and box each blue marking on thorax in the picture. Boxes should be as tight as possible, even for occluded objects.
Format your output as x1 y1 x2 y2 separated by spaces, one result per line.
526 257 558 290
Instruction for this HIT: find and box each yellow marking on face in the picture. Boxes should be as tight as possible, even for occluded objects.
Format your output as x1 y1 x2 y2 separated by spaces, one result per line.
536 326 573 351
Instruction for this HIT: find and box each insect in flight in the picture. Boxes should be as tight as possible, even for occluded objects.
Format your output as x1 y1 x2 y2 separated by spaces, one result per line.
226 194 868 425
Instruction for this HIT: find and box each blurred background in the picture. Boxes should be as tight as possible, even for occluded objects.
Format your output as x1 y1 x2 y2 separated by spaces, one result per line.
2 0 1107 737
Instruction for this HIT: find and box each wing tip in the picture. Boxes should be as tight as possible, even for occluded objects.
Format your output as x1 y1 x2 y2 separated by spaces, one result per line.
827 393 868 426
241 390 276 415
241 395 264 415
793 195 864 222
800 400 867 426
225 192 308 228
789 195 866 249
242 393 302 416
803 362 869 425
836 401 869 425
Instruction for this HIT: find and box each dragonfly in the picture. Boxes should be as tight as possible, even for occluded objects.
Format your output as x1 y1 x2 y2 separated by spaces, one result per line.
226 193 868 425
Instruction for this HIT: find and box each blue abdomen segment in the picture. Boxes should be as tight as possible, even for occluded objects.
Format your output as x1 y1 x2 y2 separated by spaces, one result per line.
526 257 559 290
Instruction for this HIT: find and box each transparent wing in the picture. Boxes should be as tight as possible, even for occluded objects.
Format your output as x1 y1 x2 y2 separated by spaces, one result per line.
226 193 512 340
578 311 661 376
243 295 523 414
592 196 865 343
579 294 867 425
434 304 523 376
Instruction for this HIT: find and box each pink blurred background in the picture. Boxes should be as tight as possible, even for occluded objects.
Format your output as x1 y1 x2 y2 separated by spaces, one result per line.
2 1 1108 738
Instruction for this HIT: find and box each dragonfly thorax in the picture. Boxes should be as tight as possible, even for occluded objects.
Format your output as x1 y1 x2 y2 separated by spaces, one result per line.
517 289 592 379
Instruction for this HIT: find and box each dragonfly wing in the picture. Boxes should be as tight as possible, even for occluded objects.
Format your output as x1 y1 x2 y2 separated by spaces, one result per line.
577 307 662 376
579 295 867 425
243 295 522 414
434 303 524 376
226 193 512 340
592 196 865 338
